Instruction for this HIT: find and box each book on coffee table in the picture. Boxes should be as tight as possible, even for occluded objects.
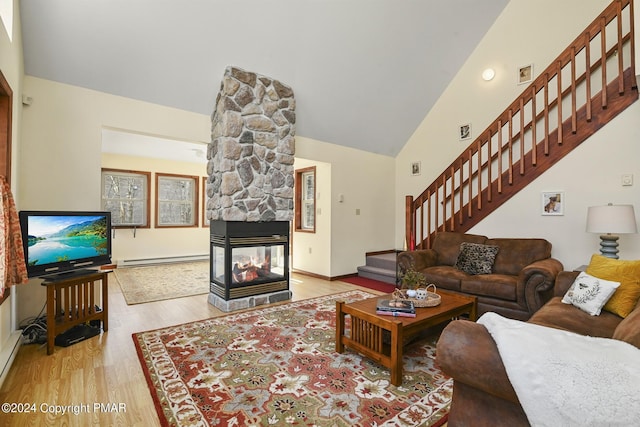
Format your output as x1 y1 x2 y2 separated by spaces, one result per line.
375 309 417 318
376 298 415 314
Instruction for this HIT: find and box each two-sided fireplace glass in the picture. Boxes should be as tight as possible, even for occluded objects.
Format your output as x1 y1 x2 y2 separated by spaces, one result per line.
210 220 290 300
212 244 286 285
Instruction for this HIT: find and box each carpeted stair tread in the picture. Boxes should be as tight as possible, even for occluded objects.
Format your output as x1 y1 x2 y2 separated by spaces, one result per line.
356 252 398 285
365 253 397 270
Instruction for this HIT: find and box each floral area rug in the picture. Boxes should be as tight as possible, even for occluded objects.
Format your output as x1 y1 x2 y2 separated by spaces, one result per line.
133 290 451 426
114 261 209 304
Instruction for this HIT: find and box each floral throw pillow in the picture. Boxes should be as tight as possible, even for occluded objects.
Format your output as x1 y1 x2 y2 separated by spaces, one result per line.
561 271 620 316
454 242 499 275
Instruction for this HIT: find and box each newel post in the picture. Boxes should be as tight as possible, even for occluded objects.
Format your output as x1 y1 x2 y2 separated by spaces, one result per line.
405 196 415 251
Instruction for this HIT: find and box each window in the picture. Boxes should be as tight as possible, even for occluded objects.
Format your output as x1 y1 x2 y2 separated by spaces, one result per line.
202 176 210 227
295 167 316 232
0 69 11 305
0 69 11 184
156 173 199 227
0 0 13 42
101 169 151 228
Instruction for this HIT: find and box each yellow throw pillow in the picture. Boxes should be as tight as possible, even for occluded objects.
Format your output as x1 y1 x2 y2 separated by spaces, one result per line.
585 254 640 318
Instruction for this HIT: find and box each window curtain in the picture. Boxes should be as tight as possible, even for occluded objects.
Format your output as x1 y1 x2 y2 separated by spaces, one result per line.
0 176 27 296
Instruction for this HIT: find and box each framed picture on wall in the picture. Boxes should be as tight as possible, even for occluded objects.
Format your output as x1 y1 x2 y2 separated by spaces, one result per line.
459 123 471 141
541 191 564 216
411 161 421 176
518 64 533 85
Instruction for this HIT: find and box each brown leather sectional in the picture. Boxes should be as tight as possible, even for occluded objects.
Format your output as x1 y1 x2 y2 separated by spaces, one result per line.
436 270 640 426
398 232 564 321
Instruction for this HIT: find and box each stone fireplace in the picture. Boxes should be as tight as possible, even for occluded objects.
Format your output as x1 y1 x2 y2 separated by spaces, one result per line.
205 66 295 312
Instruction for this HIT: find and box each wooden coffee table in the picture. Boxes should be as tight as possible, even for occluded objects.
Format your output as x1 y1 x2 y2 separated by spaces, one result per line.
335 289 477 386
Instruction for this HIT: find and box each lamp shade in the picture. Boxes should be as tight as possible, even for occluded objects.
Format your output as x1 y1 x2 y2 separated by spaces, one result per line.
586 204 638 234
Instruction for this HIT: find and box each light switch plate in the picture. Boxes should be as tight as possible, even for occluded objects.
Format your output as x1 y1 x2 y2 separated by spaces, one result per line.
622 174 633 186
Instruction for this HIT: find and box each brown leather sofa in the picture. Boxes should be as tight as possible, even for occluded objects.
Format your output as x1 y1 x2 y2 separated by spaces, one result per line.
436 270 640 426
397 232 563 320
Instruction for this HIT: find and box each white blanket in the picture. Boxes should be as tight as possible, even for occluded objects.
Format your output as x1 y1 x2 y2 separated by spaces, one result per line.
477 312 640 427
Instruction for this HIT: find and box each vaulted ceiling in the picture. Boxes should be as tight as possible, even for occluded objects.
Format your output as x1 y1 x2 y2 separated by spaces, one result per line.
19 0 509 157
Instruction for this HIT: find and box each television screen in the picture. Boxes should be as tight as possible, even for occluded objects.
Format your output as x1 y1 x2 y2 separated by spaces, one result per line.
19 211 112 278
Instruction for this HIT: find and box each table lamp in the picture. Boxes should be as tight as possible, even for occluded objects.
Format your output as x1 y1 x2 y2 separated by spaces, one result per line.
586 203 638 259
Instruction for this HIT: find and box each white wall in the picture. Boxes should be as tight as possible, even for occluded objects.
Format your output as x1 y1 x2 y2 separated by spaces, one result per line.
6 0 636 391
15 0 636 318
292 157 332 277
19 77 210 210
0 0 23 385
395 0 640 269
636 0 640 77
297 136 396 277
16 78 397 322
17 77 210 321
101 152 209 264
472 102 640 269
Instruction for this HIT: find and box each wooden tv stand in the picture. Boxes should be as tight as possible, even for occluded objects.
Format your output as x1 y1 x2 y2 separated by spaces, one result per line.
41 270 109 355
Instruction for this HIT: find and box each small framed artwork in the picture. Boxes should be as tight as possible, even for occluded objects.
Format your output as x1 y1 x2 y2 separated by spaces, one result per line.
459 123 471 141
541 191 564 216
518 64 533 85
411 161 421 176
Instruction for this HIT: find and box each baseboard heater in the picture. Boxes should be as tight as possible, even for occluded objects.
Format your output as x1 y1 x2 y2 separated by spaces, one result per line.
117 254 208 268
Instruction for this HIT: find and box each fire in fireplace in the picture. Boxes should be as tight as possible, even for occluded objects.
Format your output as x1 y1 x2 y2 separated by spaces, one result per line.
210 220 290 301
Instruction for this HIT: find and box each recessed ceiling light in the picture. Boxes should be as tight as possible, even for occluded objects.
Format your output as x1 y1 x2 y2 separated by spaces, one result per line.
482 68 495 81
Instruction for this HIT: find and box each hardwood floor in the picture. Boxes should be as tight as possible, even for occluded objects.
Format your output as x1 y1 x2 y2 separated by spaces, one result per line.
0 272 377 426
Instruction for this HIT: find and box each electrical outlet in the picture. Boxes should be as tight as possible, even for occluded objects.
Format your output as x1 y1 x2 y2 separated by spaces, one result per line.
622 174 633 186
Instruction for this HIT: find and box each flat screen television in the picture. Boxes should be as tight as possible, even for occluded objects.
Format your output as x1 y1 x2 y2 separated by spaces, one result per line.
19 211 112 279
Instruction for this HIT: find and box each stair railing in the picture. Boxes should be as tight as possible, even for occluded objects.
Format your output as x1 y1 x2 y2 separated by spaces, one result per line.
406 0 637 250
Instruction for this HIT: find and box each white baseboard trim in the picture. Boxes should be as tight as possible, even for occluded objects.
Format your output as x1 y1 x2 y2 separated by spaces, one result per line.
116 254 208 268
0 331 22 389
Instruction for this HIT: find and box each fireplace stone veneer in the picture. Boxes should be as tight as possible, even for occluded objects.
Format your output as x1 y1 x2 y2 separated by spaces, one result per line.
205 66 295 223
206 67 295 311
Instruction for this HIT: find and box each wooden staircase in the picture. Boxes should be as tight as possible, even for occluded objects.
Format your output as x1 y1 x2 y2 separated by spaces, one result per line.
406 0 638 250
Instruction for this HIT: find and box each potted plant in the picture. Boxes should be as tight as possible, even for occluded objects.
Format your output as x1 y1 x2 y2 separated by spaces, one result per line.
400 268 427 297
